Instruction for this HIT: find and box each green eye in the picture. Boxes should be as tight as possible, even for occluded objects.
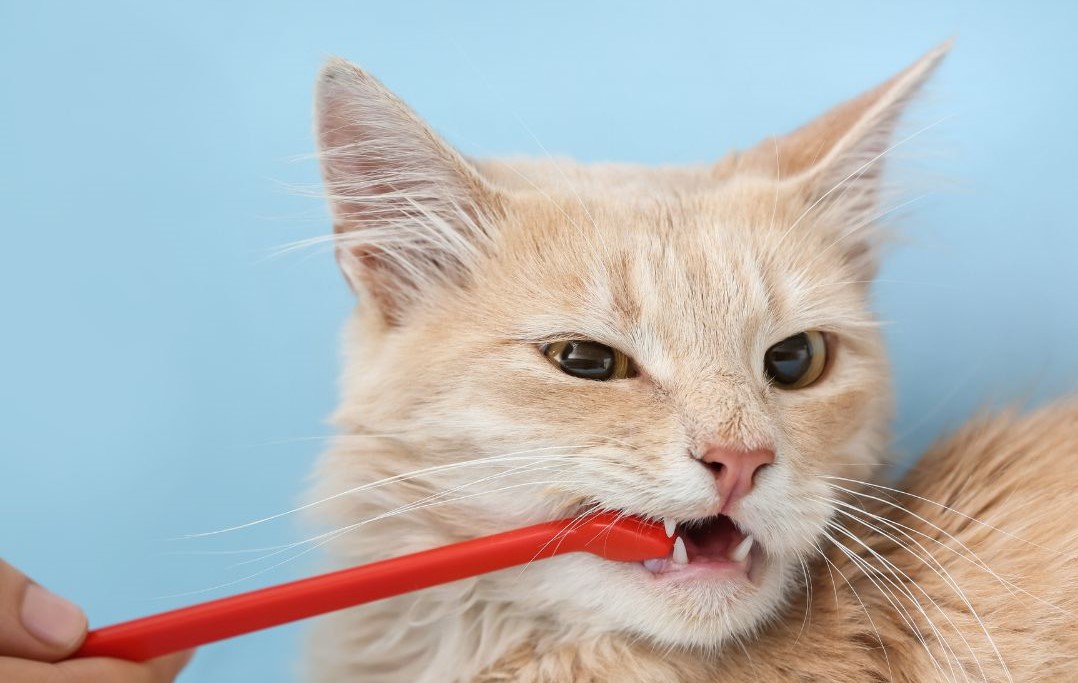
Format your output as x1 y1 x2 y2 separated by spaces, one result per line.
542 340 635 381
764 331 828 389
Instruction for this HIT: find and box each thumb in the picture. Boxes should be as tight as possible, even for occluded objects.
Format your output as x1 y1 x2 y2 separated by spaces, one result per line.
0 559 88 662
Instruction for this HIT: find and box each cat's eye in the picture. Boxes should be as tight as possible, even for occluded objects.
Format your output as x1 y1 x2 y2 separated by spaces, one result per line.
763 331 828 389
541 340 635 381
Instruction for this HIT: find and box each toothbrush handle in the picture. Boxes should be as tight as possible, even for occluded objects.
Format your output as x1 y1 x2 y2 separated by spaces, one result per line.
74 513 670 662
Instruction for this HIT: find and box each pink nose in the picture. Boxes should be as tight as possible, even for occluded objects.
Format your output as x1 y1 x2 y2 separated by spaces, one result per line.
698 445 775 511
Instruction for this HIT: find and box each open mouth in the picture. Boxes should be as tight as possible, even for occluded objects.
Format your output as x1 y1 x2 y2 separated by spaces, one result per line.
642 514 759 581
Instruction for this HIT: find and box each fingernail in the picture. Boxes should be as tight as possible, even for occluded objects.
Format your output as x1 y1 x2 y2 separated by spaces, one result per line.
21 583 87 648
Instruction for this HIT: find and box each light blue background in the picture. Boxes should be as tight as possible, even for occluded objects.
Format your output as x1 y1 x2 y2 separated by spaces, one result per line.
2 2 1075 681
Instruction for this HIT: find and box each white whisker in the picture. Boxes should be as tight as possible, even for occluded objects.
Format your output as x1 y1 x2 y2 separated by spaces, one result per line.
180 444 593 539
823 481 1069 616
813 545 895 681
154 477 589 601
825 503 1002 682
231 459 581 568
822 476 1062 556
824 530 960 681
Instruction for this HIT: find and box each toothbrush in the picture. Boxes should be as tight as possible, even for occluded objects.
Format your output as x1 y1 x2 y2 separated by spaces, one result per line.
73 513 673 662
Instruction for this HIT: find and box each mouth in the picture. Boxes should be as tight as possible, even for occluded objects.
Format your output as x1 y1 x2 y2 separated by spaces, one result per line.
641 514 760 582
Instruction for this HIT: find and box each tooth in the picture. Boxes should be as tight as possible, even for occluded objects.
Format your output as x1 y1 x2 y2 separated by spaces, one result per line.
663 518 676 538
643 558 666 573
672 536 688 565
730 535 754 563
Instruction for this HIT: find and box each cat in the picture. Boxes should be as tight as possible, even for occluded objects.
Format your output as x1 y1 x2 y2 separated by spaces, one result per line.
302 42 1076 682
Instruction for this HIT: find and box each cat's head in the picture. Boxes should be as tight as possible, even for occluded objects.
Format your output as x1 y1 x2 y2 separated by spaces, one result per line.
313 45 946 648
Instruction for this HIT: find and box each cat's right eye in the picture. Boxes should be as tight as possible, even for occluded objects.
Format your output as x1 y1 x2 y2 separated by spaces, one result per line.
541 340 635 381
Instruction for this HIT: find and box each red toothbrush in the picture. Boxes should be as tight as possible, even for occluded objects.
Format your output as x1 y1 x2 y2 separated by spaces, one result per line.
73 513 672 662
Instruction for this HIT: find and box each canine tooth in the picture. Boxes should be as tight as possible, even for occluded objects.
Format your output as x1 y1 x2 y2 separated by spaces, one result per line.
663 518 676 538
730 535 754 563
672 536 688 565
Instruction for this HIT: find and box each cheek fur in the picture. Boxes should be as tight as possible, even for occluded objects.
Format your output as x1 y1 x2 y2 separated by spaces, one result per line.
782 387 870 454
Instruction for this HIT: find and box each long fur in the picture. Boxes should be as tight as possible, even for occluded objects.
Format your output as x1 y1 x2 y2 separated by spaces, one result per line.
302 43 1075 682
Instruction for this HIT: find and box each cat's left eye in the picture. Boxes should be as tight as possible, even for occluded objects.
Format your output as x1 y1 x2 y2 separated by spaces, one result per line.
763 331 828 389
541 340 635 381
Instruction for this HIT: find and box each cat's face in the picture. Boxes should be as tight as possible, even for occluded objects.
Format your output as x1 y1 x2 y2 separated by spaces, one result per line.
314 45 945 648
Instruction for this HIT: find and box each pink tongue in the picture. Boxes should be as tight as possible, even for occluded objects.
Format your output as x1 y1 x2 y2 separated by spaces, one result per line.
683 516 742 561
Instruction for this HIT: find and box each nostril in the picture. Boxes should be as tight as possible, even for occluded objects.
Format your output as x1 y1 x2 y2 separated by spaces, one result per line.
703 461 725 476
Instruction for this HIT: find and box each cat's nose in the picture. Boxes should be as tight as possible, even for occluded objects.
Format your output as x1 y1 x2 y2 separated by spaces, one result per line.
697 445 775 511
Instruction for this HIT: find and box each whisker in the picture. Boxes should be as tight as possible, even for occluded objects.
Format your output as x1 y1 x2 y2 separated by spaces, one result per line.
812 545 895 681
826 492 1020 600
153 477 589 601
825 493 1019 604
826 505 1000 682
517 504 600 576
768 136 781 232
231 459 579 568
822 482 1069 615
834 504 1014 681
824 530 960 681
827 523 966 681
793 555 813 644
822 476 1062 556
180 444 593 538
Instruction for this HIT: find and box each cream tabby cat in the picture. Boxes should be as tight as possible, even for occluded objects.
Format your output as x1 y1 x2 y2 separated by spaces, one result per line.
304 43 1076 682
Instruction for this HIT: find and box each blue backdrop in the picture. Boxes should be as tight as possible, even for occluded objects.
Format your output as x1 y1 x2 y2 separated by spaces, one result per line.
2 2 1075 681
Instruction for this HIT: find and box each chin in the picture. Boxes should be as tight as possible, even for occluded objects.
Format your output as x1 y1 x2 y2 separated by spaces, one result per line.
625 559 794 649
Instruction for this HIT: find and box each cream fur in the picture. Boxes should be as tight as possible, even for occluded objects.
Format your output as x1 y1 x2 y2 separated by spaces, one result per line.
303 43 1074 682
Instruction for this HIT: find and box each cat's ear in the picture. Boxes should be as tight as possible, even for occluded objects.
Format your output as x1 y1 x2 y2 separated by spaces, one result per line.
726 42 950 276
315 58 499 324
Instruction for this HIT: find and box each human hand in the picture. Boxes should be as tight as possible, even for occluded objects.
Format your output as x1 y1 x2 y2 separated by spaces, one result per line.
1 559 193 681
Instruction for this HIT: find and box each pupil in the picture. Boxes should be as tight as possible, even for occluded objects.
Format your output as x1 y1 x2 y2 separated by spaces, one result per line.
767 333 812 384
560 341 614 379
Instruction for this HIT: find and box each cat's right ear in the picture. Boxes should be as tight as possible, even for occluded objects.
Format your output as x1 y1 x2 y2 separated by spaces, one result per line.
719 43 950 279
315 58 499 324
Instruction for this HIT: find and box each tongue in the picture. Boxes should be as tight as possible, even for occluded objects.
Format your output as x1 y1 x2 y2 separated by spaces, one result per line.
682 515 743 562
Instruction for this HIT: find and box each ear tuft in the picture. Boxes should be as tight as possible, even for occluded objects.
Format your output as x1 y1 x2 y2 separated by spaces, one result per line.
315 58 498 323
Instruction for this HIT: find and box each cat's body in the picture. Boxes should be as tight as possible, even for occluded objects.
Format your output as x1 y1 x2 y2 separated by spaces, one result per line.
303 44 1076 682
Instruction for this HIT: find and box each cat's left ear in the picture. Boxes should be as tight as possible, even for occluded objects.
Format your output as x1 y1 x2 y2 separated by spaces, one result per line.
726 42 951 277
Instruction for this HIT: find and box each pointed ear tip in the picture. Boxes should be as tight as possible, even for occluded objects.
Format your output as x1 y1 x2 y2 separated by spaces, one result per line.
915 38 955 73
884 40 952 97
938 36 957 51
316 56 371 94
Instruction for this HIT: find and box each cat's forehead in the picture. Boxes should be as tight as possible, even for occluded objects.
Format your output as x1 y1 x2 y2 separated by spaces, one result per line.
476 158 719 195
487 174 834 353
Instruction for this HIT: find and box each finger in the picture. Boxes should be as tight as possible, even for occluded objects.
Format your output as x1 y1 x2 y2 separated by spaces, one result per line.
0 559 87 662
0 649 195 682
137 649 196 681
59 650 196 682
